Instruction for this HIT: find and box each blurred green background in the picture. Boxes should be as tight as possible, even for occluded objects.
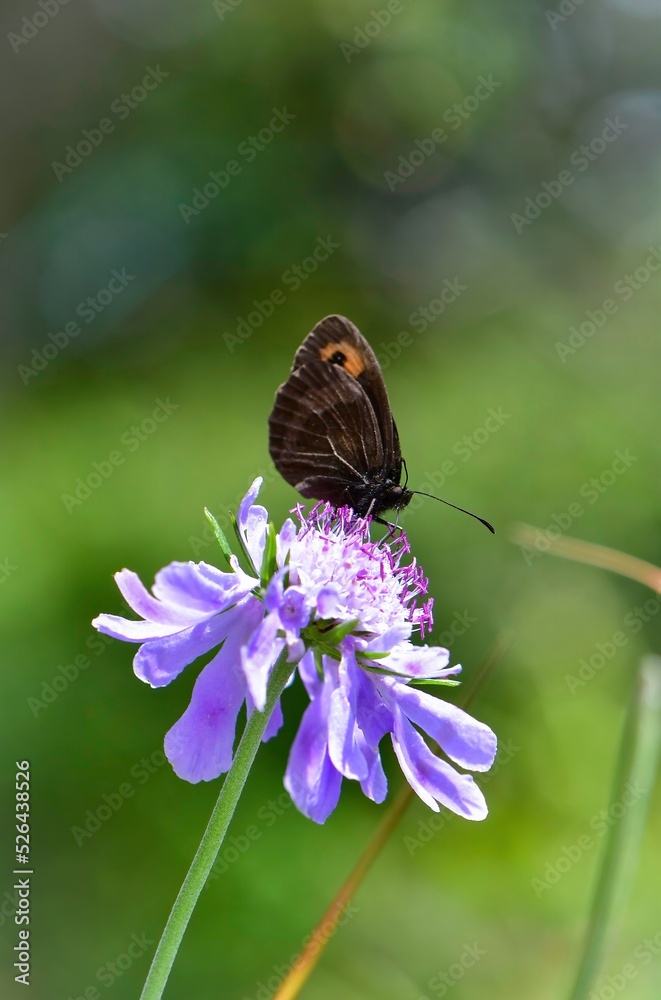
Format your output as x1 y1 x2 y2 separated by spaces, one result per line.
2 0 661 997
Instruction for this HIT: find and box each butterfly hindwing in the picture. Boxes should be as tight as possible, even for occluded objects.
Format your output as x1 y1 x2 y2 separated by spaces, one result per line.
269 360 385 508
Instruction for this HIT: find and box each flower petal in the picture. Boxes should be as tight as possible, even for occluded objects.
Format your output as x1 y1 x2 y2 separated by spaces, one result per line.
387 643 451 679
163 602 263 782
392 713 488 820
134 599 258 687
92 613 183 643
287 638 305 662
152 561 254 614
94 560 258 645
241 612 286 711
393 684 497 771
164 656 244 783
316 585 342 618
357 731 387 804
264 570 286 613
263 698 284 742
238 478 269 572
114 569 206 626
297 649 322 699
366 623 413 653
276 518 297 567
278 587 310 632
284 694 342 824
328 656 368 781
355 670 393 750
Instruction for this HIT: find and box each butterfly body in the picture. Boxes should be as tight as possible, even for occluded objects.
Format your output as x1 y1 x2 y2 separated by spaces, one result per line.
269 315 413 518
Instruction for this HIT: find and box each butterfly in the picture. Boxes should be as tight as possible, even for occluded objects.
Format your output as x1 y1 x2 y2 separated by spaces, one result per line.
268 314 494 531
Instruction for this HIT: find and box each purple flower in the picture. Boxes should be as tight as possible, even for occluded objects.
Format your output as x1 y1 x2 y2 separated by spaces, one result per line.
93 479 497 823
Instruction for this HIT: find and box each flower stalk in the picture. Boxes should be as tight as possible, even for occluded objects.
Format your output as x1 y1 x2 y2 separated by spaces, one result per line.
568 655 661 1000
139 649 295 1000
272 783 413 1000
511 524 661 592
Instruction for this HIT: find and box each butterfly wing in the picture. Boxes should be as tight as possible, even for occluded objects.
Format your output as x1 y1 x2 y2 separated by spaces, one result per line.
269 360 385 508
291 315 401 469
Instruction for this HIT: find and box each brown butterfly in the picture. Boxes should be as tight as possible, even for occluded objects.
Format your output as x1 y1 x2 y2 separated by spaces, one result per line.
269 315 494 531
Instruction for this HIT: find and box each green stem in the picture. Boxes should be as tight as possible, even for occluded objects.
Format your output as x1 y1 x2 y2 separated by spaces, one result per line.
568 655 661 1000
140 650 295 1000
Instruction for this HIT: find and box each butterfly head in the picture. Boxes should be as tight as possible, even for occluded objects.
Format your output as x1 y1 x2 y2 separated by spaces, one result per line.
360 480 414 519
386 482 414 510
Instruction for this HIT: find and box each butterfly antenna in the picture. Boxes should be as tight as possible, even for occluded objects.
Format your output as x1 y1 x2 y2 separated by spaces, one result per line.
411 491 496 534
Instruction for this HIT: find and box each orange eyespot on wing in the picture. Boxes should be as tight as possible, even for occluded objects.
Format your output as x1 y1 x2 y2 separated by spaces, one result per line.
319 341 366 379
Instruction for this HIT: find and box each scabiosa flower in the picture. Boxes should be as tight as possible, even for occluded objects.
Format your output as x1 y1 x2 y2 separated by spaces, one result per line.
93 479 497 823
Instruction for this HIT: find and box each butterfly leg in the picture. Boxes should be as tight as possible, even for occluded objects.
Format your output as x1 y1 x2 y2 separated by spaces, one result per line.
374 515 403 542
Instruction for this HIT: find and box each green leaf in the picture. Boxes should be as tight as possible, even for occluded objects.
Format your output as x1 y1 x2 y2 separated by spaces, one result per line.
360 661 461 686
203 508 234 567
318 618 360 646
408 678 462 688
360 662 414 679
260 522 278 587
229 510 258 576
314 643 342 661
